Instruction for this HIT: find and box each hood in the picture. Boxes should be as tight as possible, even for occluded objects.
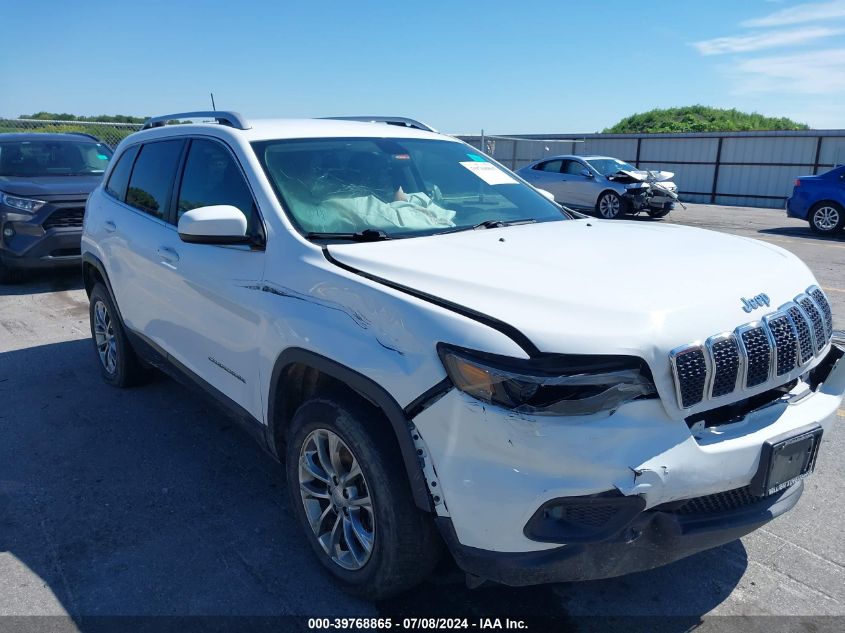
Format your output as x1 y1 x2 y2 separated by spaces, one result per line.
616 169 675 182
0 175 104 199
327 220 817 359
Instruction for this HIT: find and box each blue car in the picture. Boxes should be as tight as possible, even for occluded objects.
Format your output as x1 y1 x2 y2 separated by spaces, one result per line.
786 165 845 235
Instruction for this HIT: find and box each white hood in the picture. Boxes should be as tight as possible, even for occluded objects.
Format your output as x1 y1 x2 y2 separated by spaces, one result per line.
619 169 675 182
327 220 817 361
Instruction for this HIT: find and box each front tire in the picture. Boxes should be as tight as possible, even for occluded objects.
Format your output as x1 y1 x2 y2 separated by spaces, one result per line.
286 396 441 599
809 202 844 235
88 283 148 387
597 191 625 219
648 208 671 219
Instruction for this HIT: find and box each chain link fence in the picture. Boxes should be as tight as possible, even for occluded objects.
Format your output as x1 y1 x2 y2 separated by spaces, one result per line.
0 118 143 148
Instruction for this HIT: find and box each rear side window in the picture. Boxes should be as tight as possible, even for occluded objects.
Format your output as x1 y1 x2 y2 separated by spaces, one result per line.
535 159 563 173
105 145 139 201
177 139 261 235
126 140 185 220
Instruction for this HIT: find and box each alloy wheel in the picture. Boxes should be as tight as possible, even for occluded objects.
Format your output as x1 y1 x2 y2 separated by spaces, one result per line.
298 428 375 570
813 206 840 232
599 194 621 218
93 300 117 374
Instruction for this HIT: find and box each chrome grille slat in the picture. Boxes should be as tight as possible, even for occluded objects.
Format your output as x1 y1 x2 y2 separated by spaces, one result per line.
670 286 834 409
786 304 814 365
670 346 708 409
706 334 741 398
809 286 833 340
799 295 827 353
764 312 798 376
737 325 772 389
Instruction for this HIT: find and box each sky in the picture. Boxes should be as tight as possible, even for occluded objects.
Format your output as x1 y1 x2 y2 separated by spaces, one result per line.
2 0 844 133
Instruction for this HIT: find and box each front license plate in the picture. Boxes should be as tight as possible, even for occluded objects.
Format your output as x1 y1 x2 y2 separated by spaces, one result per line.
750 425 823 497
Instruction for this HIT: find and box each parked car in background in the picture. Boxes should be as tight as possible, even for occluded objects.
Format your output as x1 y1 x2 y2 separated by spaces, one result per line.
787 165 845 235
0 133 112 283
517 154 679 219
81 111 845 599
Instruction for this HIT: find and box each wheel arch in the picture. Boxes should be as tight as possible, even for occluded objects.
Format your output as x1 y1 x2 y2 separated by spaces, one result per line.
82 252 111 298
809 199 845 211
267 347 433 512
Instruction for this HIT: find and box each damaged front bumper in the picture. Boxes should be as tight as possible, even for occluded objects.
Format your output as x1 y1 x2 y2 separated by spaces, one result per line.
623 186 677 212
436 481 803 585
413 345 844 582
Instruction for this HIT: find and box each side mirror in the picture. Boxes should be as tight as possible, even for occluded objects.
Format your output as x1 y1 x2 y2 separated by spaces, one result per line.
178 205 249 245
536 188 556 202
580 168 594 178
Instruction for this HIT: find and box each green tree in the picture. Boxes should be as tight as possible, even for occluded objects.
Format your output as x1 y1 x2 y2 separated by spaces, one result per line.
18 112 147 124
603 106 809 134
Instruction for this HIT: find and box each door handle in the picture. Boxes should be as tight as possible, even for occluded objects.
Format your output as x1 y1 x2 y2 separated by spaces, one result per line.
157 247 180 266
104 221 116 233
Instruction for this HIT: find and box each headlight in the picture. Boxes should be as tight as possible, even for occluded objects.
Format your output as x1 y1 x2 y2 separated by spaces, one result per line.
1 192 46 213
437 344 656 416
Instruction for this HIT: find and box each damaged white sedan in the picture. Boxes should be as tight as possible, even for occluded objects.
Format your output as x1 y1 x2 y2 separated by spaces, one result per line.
82 112 844 599
517 154 680 219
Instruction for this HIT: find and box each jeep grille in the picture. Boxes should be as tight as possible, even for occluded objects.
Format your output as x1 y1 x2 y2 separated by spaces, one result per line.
670 286 833 409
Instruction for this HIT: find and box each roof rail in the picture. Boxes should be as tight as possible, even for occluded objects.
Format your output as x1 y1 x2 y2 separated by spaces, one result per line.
322 116 436 133
141 111 250 131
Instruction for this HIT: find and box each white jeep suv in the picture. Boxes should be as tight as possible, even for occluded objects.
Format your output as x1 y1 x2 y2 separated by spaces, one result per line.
82 111 845 598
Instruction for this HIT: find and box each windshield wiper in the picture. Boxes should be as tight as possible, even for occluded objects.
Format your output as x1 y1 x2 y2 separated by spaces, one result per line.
306 228 390 242
438 218 537 235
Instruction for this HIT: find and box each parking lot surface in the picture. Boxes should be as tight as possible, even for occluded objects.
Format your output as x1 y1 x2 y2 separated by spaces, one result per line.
1 203 844 627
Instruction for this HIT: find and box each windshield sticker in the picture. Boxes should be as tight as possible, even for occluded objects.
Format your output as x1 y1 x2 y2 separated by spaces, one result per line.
96 154 109 160
459 161 518 185
466 153 487 162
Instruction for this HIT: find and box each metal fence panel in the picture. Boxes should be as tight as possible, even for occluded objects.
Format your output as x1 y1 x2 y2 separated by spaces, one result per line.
639 161 716 197
640 137 719 163
718 164 808 197
819 137 845 168
720 136 817 165
577 138 637 159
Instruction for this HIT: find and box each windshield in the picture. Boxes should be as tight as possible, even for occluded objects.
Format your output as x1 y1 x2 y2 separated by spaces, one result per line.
587 158 637 177
0 139 112 177
252 137 568 238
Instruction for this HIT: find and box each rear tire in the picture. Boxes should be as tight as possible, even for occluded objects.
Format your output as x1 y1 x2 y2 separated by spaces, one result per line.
809 202 844 235
286 395 441 599
88 283 148 387
596 191 625 219
648 208 671 219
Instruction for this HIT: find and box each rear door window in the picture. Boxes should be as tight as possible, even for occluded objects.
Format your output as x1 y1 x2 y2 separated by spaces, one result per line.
105 145 139 201
536 159 563 173
125 140 185 221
